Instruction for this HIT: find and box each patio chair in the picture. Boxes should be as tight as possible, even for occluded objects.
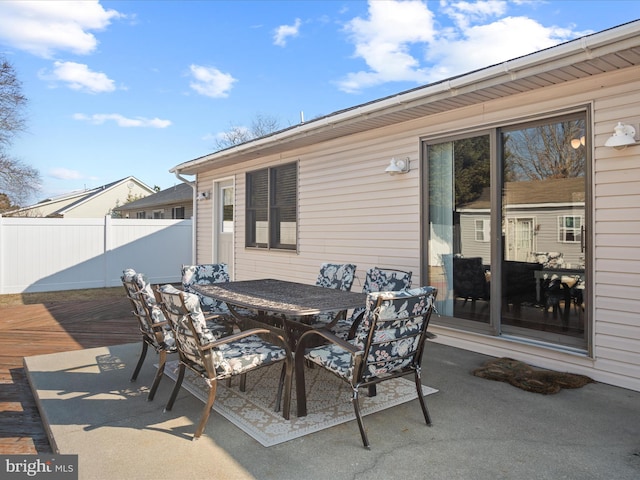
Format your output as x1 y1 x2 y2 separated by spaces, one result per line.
325 266 412 339
315 262 357 291
295 286 438 448
181 263 232 316
302 263 357 327
121 269 177 401
156 284 293 440
122 269 233 401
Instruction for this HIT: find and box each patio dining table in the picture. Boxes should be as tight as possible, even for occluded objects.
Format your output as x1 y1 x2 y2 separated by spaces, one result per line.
192 278 367 349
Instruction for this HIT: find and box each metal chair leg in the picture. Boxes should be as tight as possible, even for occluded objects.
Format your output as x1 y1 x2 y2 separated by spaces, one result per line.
130 341 148 382
164 363 185 412
351 387 370 449
275 363 286 412
193 379 217 440
295 352 308 417
147 349 166 401
414 370 432 426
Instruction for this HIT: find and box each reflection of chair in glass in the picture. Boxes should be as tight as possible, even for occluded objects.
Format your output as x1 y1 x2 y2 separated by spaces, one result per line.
542 275 582 330
329 267 412 339
531 252 565 269
452 257 489 311
570 278 585 315
121 269 177 401
295 286 437 448
542 277 566 320
157 285 292 440
503 261 542 313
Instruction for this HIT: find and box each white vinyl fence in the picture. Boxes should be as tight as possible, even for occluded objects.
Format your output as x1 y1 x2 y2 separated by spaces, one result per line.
0 216 193 294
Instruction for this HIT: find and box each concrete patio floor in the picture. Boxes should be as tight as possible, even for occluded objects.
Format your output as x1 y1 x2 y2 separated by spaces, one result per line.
25 341 640 480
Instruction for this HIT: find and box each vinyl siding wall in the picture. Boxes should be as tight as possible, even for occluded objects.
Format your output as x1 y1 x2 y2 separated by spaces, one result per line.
193 65 640 391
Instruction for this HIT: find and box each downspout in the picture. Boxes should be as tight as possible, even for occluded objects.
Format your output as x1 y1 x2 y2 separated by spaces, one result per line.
174 172 197 264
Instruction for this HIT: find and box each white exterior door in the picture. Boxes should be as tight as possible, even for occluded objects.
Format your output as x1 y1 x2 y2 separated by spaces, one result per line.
214 179 235 278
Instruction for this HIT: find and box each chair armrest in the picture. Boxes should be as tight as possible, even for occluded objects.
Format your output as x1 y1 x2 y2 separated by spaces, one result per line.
199 327 290 356
294 328 360 358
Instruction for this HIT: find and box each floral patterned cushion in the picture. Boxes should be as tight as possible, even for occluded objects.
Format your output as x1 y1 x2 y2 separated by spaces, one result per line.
208 335 287 377
308 263 358 326
364 267 412 293
330 267 412 339
158 284 230 339
157 284 286 378
181 264 231 314
315 263 357 291
121 269 175 349
305 287 436 382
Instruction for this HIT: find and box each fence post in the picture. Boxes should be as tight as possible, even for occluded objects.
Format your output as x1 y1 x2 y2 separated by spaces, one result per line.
104 215 112 288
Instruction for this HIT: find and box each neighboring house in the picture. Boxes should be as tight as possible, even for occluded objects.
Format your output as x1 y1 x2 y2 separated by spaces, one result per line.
7 176 155 218
455 177 585 267
114 182 194 219
170 21 640 392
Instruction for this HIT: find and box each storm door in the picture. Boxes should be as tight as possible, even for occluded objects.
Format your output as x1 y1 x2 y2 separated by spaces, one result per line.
214 179 235 278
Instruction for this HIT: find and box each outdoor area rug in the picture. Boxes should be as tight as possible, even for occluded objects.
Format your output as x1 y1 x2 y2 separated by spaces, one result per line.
161 360 438 447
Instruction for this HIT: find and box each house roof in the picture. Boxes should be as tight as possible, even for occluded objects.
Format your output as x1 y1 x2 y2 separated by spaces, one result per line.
172 20 640 176
115 182 193 212
9 176 155 217
460 177 586 210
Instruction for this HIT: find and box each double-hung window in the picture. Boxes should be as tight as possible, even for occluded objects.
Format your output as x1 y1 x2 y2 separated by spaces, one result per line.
246 162 297 250
558 215 582 243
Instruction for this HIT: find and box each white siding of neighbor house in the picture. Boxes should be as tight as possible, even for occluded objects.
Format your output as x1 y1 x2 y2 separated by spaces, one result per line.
194 65 640 391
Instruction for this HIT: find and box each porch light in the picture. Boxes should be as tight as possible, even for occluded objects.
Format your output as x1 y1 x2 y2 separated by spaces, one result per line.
604 122 636 150
385 157 410 175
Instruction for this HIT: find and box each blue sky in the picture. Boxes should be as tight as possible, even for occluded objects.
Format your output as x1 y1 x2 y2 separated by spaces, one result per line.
1 1 639 202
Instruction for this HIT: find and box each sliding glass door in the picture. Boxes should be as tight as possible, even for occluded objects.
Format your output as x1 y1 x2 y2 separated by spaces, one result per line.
425 111 589 350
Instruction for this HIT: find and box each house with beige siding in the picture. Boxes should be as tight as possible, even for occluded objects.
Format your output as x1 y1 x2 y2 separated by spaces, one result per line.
7 176 155 218
171 21 640 392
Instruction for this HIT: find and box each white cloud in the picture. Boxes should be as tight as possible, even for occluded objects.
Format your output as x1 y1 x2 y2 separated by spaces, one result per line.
440 0 507 29
338 0 436 93
423 16 581 83
73 113 171 128
274 18 302 47
48 168 84 180
189 65 237 98
0 0 123 58
39 61 116 94
337 0 586 93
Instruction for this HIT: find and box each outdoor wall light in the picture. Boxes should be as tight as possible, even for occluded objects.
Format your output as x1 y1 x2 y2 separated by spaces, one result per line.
197 191 210 200
385 157 410 175
604 122 637 150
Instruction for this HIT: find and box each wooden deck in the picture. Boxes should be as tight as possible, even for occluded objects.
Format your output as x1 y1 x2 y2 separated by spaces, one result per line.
0 289 139 454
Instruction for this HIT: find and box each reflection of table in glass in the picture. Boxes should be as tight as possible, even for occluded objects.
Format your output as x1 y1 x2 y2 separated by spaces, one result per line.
192 279 367 348
534 269 585 303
